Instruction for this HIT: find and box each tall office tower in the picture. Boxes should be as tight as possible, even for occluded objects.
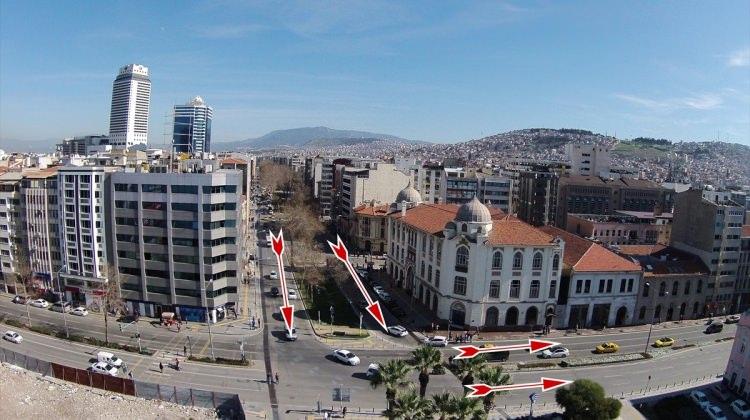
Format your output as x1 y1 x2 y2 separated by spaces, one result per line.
109 64 151 148
172 96 213 155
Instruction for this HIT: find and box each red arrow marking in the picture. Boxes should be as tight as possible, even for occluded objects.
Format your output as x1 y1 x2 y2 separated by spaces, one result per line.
270 229 294 335
453 339 560 360
327 235 387 331
465 377 572 398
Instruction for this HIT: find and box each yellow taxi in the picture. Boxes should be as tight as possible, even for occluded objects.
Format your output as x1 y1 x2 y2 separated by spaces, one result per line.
594 342 620 354
654 337 675 347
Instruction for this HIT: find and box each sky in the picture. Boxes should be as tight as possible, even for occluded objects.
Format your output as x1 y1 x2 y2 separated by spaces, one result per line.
1 0 749 149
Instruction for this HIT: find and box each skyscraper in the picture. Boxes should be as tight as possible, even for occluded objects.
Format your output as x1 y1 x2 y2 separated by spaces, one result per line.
108 64 151 148
172 96 213 155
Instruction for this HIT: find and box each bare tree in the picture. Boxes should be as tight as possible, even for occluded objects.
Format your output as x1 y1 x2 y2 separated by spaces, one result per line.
102 263 126 345
14 245 34 297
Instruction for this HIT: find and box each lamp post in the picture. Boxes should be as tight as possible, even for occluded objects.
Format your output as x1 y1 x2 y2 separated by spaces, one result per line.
205 308 216 360
56 267 70 338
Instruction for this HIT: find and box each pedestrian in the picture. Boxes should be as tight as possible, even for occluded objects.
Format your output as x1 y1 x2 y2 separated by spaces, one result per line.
275 372 279 384
159 362 163 374
175 358 180 371
184 345 187 356
342 407 347 418
324 411 329 420
128 371 133 379
267 373 273 384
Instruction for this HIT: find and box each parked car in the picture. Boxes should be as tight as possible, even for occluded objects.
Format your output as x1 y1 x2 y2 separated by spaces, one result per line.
11 295 27 304
285 328 298 341
387 325 408 337
269 271 278 280
288 289 298 300
711 384 732 402
372 286 385 294
725 315 741 324
690 390 711 409
29 299 49 308
654 337 675 347
731 399 750 419
90 362 119 376
355 268 368 280
332 349 360 366
424 336 448 347
594 342 619 354
51 301 71 313
366 363 380 378
270 287 280 297
379 292 392 302
704 404 728 420
97 351 124 368
3 330 23 344
478 343 510 362
705 322 724 334
540 347 570 359
70 306 89 317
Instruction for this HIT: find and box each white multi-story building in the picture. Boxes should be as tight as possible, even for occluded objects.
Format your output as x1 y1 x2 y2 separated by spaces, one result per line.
339 163 409 220
109 64 151 148
566 142 611 177
22 167 62 290
386 189 563 330
0 173 23 294
541 226 643 328
477 174 512 214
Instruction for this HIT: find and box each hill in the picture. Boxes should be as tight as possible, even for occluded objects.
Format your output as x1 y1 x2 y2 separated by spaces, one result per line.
214 126 413 151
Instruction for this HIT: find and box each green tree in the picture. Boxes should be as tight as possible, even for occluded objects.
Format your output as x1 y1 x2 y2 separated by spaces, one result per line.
477 366 511 413
411 345 443 397
370 359 412 411
555 379 622 420
454 355 487 389
431 392 454 420
384 389 434 420
449 396 486 420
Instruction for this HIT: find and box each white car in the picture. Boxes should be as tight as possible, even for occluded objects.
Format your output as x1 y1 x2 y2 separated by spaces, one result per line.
705 404 728 420
732 400 750 419
332 349 360 366
366 363 380 378
540 347 570 359
90 362 119 377
269 271 278 280
373 286 385 294
29 299 49 308
70 306 89 316
285 328 298 341
691 390 710 409
387 325 408 337
424 336 449 347
288 289 298 300
3 331 23 344
379 292 392 302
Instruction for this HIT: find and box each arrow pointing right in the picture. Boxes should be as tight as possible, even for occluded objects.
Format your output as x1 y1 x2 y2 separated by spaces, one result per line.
453 339 560 360
465 377 572 398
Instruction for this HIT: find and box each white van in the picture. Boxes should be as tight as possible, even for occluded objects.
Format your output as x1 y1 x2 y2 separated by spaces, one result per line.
96 351 123 368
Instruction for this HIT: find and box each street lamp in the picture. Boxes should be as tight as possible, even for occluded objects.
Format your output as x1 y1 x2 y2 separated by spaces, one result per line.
56 267 70 338
205 308 216 360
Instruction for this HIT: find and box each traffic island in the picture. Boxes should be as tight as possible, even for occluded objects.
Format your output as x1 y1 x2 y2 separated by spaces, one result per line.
560 352 649 367
187 355 251 366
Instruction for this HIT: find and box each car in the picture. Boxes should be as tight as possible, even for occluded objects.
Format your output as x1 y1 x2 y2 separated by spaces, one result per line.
11 295 27 304
355 268 368 279
372 286 385 294
731 399 750 419
379 292 392 302
332 349 360 366
654 337 675 347
3 331 23 344
690 390 711 409
90 362 119 376
424 336 448 347
704 404 728 420
711 384 732 402
387 325 408 337
288 289 298 300
540 347 570 359
51 301 71 313
97 351 124 368
29 299 49 308
285 328 298 341
269 271 278 280
477 343 510 362
594 342 619 354
705 322 724 334
366 363 380 378
725 315 741 324
70 306 89 316
270 287 280 297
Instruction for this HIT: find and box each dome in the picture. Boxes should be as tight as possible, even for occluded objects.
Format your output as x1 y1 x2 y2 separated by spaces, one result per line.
455 196 492 223
395 181 422 204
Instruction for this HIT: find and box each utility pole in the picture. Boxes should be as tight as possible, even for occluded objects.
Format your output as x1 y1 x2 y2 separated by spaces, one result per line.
206 308 216 360
56 267 69 338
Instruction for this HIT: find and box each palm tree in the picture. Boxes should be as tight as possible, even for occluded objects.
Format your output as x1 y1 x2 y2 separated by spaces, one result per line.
477 366 512 414
370 359 412 411
384 389 434 420
454 355 487 389
431 392 455 420
450 396 486 420
411 345 442 397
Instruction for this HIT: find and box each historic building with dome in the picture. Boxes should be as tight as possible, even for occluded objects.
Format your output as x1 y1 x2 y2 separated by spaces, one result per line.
384 185 564 330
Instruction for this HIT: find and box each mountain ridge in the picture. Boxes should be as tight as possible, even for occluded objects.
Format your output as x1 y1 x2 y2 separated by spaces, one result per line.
214 126 416 151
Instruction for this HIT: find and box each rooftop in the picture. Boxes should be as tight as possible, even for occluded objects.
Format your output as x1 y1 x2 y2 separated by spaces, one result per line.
485 215 556 246
354 203 390 216
560 175 664 190
619 245 708 276
539 226 642 272
390 203 503 235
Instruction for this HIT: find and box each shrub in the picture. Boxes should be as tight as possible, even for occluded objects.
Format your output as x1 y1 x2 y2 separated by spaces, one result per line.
189 355 250 366
517 361 558 369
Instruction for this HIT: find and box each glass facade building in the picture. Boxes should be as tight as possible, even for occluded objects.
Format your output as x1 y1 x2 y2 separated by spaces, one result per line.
172 96 213 155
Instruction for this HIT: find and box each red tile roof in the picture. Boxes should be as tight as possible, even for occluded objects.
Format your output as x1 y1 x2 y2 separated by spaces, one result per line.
22 167 60 179
539 226 641 272
390 204 462 234
354 203 390 216
221 158 247 165
617 244 668 256
485 215 555 246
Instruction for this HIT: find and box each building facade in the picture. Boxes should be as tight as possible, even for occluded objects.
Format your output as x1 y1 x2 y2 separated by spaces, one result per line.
517 167 560 227
353 203 390 255
566 210 672 245
0 173 23 294
737 226 750 312
724 311 750 399
109 64 151 148
57 135 111 156
21 168 62 290
566 142 611 177
172 96 213 155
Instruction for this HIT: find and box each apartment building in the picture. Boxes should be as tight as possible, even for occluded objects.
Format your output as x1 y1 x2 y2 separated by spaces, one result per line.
737 226 750 312
566 142 611 177
671 189 745 315
566 209 672 245
353 202 390 255
0 173 23 294
724 311 750 398
57 135 111 156
21 167 62 290
502 159 569 217
109 170 243 322
517 166 560 226
477 175 512 213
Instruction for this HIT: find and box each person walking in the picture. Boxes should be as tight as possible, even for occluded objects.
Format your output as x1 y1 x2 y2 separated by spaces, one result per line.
267 372 273 384
274 372 279 384
128 371 133 380
159 362 164 374
342 407 347 418
175 358 180 371
183 345 187 356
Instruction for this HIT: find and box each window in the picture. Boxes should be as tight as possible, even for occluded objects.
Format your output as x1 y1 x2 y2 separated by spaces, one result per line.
532 252 543 270
576 280 582 294
202 185 237 194
642 282 650 297
584 279 591 294
697 280 703 294
142 218 166 228
172 220 198 230
620 279 626 293
435 270 440 287
175 238 199 247
172 203 198 212
598 279 605 293
684 281 690 295
142 201 165 210
627 278 634 293
658 281 666 297
175 288 201 298
145 269 169 279
453 276 467 295
142 184 167 193
492 251 503 270
204 254 237 264
529 280 540 298
173 254 199 264
552 254 560 271
639 306 646 320
146 285 170 294
143 236 168 245
606 279 612 293
489 281 500 298
455 246 469 272
175 271 201 281
203 220 236 230
509 280 521 299
117 250 139 260
513 251 523 270
549 280 557 298
203 202 237 212
115 183 138 192
203 237 236 247
171 185 198 194
144 252 168 262
671 281 679 296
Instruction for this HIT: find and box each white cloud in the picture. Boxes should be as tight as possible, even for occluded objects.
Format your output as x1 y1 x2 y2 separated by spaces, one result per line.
614 93 723 111
727 47 750 67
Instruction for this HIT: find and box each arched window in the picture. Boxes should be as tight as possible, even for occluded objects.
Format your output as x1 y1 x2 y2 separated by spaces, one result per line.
654 305 662 321
658 281 666 297
488 280 500 298
455 246 469 272
693 302 699 315
505 307 519 326
509 280 520 299
492 251 503 270
461 224 467 232
697 280 703 293
525 307 538 326
639 306 647 320
642 282 650 297
532 252 543 270
684 281 690 295
552 254 560 271
485 307 499 327
529 280 540 298
671 281 679 296
513 251 523 270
